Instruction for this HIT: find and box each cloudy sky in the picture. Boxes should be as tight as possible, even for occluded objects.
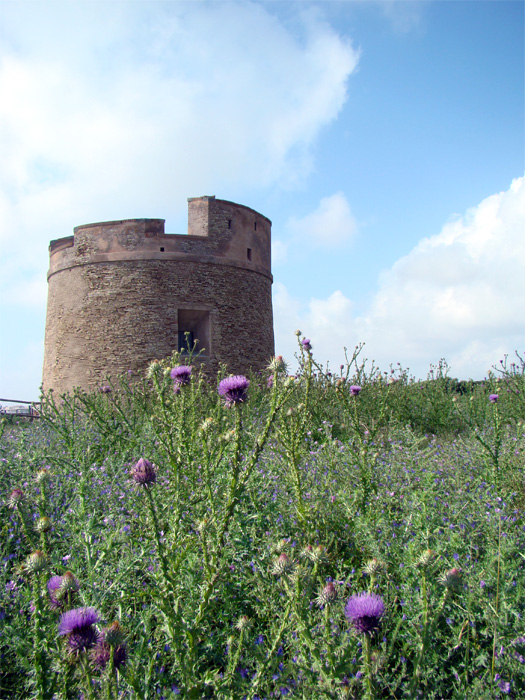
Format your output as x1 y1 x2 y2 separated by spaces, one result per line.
0 0 523 400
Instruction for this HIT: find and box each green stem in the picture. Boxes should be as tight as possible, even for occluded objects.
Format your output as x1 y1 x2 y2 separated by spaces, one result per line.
227 628 245 680
323 605 336 672
81 654 97 700
16 503 37 548
144 487 172 593
410 588 450 695
32 576 47 700
246 601 292 700
363 634 374 700
491 514 502 681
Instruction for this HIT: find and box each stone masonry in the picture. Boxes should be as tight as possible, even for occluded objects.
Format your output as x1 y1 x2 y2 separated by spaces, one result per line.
42 196 274 394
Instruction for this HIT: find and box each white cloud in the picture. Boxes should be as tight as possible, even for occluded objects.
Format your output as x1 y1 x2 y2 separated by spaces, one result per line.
286 191 358 247
376 0 427 33
0 0 359 294
273 283 356 370
272 240 289 266
274 177 525 379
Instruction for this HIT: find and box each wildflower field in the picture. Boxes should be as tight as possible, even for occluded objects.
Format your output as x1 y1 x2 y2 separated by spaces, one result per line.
1 342 525 699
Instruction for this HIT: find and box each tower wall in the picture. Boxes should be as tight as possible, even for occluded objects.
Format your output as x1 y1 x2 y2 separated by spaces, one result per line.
43 196 274 394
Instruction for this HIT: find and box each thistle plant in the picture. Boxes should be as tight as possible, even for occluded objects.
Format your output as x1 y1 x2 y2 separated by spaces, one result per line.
8 487 37 548
345 593 385 700
458 385 504 486
2 339 525 699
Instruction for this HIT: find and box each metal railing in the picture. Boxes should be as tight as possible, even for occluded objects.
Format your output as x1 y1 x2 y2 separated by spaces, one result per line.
0 398 41 419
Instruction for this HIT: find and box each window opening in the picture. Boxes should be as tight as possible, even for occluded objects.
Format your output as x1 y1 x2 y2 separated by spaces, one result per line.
228 219 232 229
160 247 165 252
247 248 252 261
254 221 257 231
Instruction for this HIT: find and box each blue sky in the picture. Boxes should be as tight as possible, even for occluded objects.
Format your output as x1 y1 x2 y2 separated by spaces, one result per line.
0 0 523 401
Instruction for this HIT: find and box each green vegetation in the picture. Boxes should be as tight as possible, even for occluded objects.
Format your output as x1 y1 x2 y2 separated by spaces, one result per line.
1 343 524 699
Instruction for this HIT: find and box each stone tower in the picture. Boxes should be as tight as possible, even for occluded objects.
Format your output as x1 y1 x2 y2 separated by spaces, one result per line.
42 196 274 395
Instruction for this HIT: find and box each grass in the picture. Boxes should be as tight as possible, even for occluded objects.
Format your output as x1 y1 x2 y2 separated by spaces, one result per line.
1 342 524 699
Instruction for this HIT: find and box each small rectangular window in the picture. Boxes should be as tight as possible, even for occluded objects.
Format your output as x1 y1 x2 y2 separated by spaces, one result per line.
228 219 232 229
247 248 252 261
254 221 257 231
160 247 165 252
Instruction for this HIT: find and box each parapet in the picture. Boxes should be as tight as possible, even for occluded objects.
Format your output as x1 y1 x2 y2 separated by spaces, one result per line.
47 196 272 281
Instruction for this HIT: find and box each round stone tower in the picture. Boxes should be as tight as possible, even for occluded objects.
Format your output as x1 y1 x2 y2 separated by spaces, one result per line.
42 196 274 395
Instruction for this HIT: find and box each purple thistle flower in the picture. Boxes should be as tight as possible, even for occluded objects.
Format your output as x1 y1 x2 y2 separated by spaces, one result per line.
59 607 99 654
92 641 127 670
48 571 80 609
130 458 157 486
345 593 385 635
301 338 312 352
91 622 127 670
349 385 362 396
99 385 112 394
489 394 499 403
218 375 250 407
47 575 63 609
170 365 193 387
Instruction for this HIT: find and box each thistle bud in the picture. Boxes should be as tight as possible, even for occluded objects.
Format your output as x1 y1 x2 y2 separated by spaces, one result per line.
267 355 288 374
26 550 48 574
271 553 296 576
196 518 208 534
235 615 251 631
103 621 125 647
130 458 157 486
220 429 236 443
36 469 51 485
315 582 339 606
146 360 162 379
273 538 290 554
7 488 25 508
363 557 386 576
310 545 330 564
35 516 52 533
301 544 314 560
415 549 436 568
439 567 463 592
289 563 309 586
60 571 80 595
199 417 215 434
